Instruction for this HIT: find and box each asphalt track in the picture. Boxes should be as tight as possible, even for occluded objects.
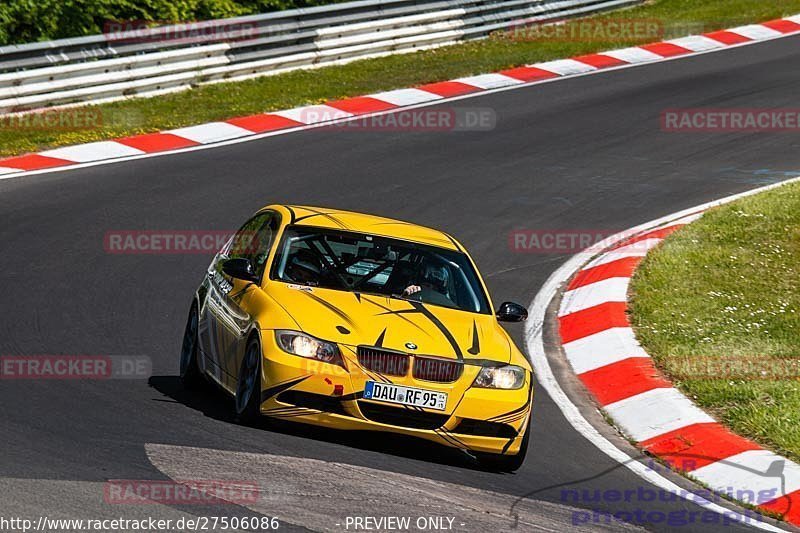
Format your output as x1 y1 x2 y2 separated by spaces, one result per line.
1 34 799 532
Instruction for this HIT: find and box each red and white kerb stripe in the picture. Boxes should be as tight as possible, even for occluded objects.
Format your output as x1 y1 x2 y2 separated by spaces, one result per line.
1 16 799 176
558 212 800 525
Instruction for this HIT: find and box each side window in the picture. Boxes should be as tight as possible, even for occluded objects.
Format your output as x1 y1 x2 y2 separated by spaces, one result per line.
226 212 280 279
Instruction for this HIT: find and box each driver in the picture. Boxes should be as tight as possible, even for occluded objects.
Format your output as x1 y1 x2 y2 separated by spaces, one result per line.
402 264 450 298
285 247 324 284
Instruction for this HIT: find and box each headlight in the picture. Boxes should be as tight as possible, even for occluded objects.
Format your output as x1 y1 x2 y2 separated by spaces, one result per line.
473 365 526 390
275 330 343 367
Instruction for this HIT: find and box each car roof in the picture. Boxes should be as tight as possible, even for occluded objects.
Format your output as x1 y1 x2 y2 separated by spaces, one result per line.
263 205 460 251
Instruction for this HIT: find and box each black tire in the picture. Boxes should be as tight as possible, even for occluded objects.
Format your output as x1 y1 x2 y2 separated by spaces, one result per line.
235 336 262 424
475 419 531 472
179 303 203 389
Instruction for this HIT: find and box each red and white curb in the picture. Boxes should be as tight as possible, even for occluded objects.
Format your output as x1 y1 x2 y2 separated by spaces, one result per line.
1 16 800 178
549 187 800 527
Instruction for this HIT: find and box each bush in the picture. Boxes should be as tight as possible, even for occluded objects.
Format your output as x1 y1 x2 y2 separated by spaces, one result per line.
0 0 347 46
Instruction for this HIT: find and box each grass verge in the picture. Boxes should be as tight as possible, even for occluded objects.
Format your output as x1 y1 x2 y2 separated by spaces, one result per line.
630 181 800 463
2 0 800 156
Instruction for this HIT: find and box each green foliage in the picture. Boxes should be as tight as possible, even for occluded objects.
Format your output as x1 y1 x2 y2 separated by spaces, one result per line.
0 0 349 45
631 181 800 461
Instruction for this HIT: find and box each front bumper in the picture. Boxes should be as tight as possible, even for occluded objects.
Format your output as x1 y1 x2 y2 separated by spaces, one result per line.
257 333 533 455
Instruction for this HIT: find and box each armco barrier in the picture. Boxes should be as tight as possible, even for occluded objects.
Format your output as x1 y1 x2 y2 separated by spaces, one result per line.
0 0 641 114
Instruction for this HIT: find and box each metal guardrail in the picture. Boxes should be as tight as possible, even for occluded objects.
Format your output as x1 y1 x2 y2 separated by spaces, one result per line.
0 0 641 114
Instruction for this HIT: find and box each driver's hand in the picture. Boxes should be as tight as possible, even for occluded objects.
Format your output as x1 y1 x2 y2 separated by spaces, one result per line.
402 285 422 296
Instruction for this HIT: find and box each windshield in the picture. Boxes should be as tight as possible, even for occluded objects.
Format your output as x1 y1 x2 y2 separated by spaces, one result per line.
270 226 491 314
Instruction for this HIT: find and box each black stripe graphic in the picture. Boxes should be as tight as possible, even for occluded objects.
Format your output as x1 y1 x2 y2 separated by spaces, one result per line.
488 404 529 422
286 206 297 224
493 412 528 425
265 407 312 416
409 302 463 360
299 291 356 327
373 302 463 359
364 297 433 337
374 328 386 347
292 207 349 228
260 375 310 404
467 320 480 356
440 428 470 448
436 428 469 450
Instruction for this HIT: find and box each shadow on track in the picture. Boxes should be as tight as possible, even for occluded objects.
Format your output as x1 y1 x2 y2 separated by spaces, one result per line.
148 375 514 473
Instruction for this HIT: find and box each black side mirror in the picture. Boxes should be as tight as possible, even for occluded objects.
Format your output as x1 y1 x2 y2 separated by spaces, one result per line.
222 258 259 283
496 302 528 322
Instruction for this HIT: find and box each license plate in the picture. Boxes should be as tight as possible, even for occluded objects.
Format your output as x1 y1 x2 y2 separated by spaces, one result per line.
363 381 447 411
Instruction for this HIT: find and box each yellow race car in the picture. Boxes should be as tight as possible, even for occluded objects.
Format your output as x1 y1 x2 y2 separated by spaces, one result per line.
179 205 533 470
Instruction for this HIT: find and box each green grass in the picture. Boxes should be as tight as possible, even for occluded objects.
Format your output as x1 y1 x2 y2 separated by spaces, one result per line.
630 181 800 463
2 0 800 156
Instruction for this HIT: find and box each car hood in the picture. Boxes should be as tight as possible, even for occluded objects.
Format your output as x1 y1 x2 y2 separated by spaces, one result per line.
265 283 512 363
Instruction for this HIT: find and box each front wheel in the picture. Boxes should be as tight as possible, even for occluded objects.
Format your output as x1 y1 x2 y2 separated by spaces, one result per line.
179 303 203 389
235 336 262 423
475 419 530 472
